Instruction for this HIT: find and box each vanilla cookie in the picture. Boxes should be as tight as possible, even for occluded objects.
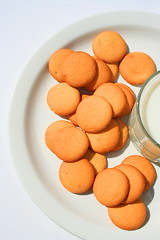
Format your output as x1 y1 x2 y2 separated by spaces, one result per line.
47 82 80 115
45 120 74 153
94 82 127 118
84 149 107 174
48 48 74 82
53 126 89 162
108 199 146 230
93 168 129 207
63 51 97 87
115 164 145 203
86 119 120 153
59 159 95 193
119 52 156 85
92 31 128 63
85 58 112 91
76 95 112 133
122 155 156 191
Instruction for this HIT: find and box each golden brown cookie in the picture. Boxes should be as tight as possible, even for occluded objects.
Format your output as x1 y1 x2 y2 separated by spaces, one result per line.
94 82 127 118
92 31 128 63
115 83 136 117
83 149 107 174
113 118 128 151
119 52 156 85
62 51 97 87
47 83 81 115
85 58 112 91
76 95 112 133
68 112 78 126
122 155 156 191
114 164 145 203
48 49 74 82
86 119 120 153
93 168 129 207
108 199 146 230
68 94 90 126
59 159 95 193
45 120 74 153
81 94 90 100
53 126 89 162
107 63 119 82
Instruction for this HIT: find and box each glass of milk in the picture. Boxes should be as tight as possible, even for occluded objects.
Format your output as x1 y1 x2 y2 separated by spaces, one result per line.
129 71 160 162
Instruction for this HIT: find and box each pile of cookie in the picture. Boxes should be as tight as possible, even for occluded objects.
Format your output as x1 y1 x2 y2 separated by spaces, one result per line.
45 31 157 230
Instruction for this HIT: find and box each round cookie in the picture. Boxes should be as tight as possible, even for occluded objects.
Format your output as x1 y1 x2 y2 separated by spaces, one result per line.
115 83 136 117
93 168 129 207
83 149 107 174
85 58 112 91
113 118 128 151
122 155 156 191
118 83 135 97
68 94 90 126
92 31 128 63
81 94 90 100
108 199 146 230
62 51 97 88
59 159 95 193
76 95 113 133
107 63 119 82
119 52 156 85
86 119 120 154
68 112 78 126
114 164 145 203
45 120 74 153
94 82 127 118
48 49 74 82
53 126 89 162
47 82 81 115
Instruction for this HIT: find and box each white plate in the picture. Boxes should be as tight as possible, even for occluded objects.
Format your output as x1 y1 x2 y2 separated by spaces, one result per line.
9 11 160 240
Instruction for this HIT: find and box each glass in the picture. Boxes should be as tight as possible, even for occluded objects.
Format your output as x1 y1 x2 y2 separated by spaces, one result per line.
129 71 160 162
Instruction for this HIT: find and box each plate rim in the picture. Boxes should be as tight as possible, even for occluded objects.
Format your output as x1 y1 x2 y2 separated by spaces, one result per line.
8 11 160 240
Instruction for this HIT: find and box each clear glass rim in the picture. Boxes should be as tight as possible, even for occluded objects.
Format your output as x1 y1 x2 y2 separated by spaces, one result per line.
136 70 160 148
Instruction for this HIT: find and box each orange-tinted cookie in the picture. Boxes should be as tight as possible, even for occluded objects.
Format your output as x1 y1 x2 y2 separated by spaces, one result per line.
115 83 136 117
47 83 80 115
48 49 74 82
85 58 112 91
93 168 129 207
86 119 120 153
108 199 146 230
114 164 145 203
107 63 119 82
68 112 78 126
45 120 74 153
122 155 156 191
63 51 97 87
117 83 135 97
53 126 89 162
119 52 156 85
81 94 90 100
59 159 95 193
84 149 107 174
113 118 128 151
94 82 127 118
92 31 128 63
68 94 90 126
76 95 112 133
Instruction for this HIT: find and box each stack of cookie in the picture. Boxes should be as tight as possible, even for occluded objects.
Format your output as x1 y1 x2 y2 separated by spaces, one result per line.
45 30 157 230
94 155 156 230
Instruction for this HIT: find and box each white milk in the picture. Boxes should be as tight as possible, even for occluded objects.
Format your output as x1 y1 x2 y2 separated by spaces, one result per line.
140 78 160 144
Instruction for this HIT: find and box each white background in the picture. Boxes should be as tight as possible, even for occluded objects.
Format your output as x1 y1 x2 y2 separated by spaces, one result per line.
1 1 160 239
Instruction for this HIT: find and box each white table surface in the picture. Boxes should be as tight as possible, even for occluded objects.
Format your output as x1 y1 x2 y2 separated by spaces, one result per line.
1 1 160 239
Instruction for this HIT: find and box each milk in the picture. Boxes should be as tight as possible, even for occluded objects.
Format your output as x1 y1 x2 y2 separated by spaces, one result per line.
140 77 160 144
